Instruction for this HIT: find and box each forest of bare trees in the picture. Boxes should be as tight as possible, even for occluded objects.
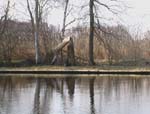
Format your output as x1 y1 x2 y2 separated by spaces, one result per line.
0 0 150 66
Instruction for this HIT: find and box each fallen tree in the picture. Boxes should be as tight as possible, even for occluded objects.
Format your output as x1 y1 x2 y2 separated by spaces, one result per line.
51 36 75 66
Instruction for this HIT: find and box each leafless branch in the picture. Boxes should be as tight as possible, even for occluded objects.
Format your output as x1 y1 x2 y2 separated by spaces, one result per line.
66 6 73 18
94 0 110 10
27 0 35 32
65 19 76 28
95 19 121 41
94 0 120 14
0 0 10 36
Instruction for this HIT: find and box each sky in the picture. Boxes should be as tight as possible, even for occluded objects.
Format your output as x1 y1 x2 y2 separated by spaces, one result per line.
0 0 150 33
124 0 150 33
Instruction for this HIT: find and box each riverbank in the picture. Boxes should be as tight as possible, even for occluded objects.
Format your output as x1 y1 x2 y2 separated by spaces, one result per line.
0 65 150 70
1 65 150 75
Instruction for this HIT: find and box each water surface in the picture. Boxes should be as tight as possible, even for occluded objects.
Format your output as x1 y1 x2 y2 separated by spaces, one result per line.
0 76 150 114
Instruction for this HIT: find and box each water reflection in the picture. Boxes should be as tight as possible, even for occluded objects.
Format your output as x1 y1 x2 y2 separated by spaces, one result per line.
89 78 95 114
1 76 150 114
33 79 40 114
66 77 75 99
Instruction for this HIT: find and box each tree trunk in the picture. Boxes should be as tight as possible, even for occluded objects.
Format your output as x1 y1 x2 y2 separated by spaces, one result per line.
35 0 40 64
62 0 69 38
61 0 69 64
89 0 95 65
34 31 40 64
51 37 71 65
67 37 75 66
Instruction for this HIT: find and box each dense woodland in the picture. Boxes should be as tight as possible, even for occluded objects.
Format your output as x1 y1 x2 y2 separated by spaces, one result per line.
0 0 150 66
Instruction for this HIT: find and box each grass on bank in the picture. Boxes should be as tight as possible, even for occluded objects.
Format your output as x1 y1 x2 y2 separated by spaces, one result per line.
0 59 150 71
1 65 150 71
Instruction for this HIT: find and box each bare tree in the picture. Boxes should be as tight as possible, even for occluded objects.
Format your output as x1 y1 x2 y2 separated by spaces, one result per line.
26 0 39 64
88 0 125 65
60 0 76 38
62 0 69 38
26 0 53 64
35 0 40 64
0 1 20 63
0 0 10 37
0 0 11 62
89 0 95 65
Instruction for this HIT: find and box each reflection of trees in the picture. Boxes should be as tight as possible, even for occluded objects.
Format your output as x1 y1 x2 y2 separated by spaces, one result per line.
66 77 75 99
59 78 64 97
41 78 56 114
32 78 66 114
2 77 13 96
89 78 95 114
0 77 34 114
60 77 76 114
32 78 56 114
101 77 145 103
33 78 41 114
130 77 142 94
0 77 14 114
2 76 150 114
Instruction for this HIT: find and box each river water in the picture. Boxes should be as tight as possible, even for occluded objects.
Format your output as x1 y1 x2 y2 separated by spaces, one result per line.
0 76 150 114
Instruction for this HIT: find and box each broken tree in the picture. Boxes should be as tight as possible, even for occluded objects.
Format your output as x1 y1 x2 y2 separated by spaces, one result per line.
51 36 75 66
